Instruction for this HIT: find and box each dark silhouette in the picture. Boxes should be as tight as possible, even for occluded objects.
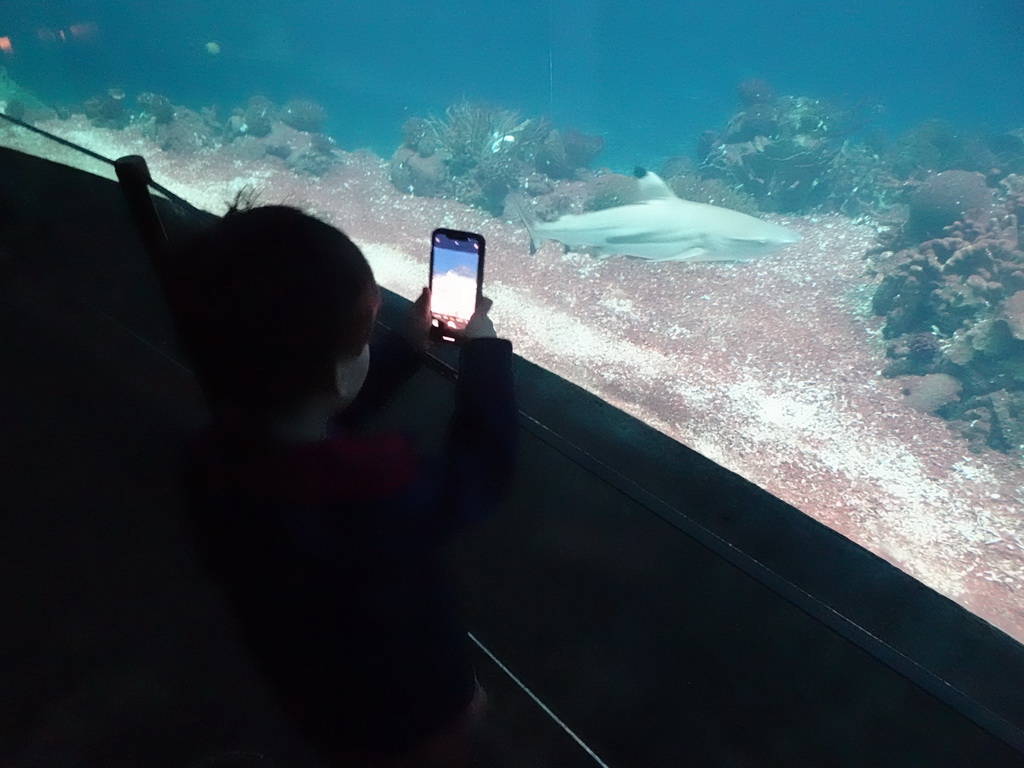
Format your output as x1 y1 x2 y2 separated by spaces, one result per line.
179 202 518 767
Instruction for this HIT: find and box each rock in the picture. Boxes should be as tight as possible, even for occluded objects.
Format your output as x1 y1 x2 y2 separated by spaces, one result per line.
900 373 962 413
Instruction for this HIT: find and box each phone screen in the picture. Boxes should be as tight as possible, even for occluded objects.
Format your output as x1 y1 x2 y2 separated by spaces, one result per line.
430 229 484 339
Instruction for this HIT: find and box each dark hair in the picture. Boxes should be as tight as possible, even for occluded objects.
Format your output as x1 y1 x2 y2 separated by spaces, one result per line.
179 204 379 413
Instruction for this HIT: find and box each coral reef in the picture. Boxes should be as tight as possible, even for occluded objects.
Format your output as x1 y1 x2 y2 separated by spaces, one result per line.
821 141 907 218
136 92 175 125
907 170 993 240
697 82 881 213
535 128 605 179
388 101 603 215
887 120 999 179
84 89 129 129
0 68 54 123
737 78 774 107
869 174 1024 456
280 98 327 133
238 95 276 138
160 110 215 152
695 84 1024 221
70 88 342 176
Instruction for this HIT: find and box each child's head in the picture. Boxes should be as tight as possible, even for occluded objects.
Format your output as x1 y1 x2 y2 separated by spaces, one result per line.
181 203 380 415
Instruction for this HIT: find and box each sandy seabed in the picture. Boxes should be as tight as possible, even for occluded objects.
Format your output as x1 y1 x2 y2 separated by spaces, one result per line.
6 118 1023 643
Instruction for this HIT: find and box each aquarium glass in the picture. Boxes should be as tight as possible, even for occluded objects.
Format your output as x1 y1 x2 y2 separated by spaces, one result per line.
2 0 1023 644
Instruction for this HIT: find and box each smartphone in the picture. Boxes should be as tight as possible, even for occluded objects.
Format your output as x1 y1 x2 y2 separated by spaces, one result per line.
429 228 485 342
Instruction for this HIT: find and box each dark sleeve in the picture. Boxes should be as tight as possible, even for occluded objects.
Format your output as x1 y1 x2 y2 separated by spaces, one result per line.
335 336 518 552
332 331 423 430
399 336 519 543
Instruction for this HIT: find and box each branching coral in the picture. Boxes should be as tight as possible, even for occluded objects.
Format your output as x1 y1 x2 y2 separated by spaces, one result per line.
430 101 548 175
388 101 603 214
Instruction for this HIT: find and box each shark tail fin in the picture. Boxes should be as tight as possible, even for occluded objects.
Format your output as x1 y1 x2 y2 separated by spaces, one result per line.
510 198 540 254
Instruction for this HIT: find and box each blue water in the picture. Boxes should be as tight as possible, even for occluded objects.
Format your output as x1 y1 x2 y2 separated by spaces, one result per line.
3 0 1023 171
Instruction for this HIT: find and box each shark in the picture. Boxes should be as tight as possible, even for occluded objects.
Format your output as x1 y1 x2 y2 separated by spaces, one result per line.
517 169 802 262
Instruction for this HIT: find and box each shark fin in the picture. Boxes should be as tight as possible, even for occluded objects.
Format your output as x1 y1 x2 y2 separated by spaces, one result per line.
635 170 677 202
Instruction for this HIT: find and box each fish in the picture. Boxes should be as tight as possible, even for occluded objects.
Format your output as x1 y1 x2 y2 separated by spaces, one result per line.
516 169 802 262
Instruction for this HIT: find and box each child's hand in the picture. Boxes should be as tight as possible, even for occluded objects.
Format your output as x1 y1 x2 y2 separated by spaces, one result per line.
463 296 497 340
403 286 433 351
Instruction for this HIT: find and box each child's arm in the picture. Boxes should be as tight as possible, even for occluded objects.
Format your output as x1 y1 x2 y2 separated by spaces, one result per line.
442 336 519 507
387 329 519 546
338 296 518 549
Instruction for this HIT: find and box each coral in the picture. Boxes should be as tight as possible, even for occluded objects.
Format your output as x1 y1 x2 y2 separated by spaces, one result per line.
987 129 1024 176
698 89 864 213
84 89 128 129
392 101 548 213
154 108 217 152
1004 290 1024 339
737 78 774 107
907 170 993 240
887 120 995 179
954 390 1024 457
561 129 604 169
388 101 601 215
287 148 337 176
824 141 909 218
280 133 339 176
136 92 175 125
535 128 604 179
869 179 1024 455
131 94 236 153
1000 174 1024 219
432 102 544 174
722 102 779 143
881 331 943 376
694 93 1024 218
230 135 269 162
401 117 440 156
389 147 448 196
281 98 327 133
241 96 276 138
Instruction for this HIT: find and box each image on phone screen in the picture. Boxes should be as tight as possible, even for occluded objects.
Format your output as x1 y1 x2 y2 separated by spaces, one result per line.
430 230 483 337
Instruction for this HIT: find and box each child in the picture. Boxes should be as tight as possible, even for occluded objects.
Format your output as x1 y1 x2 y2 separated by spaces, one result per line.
179 203 518 767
